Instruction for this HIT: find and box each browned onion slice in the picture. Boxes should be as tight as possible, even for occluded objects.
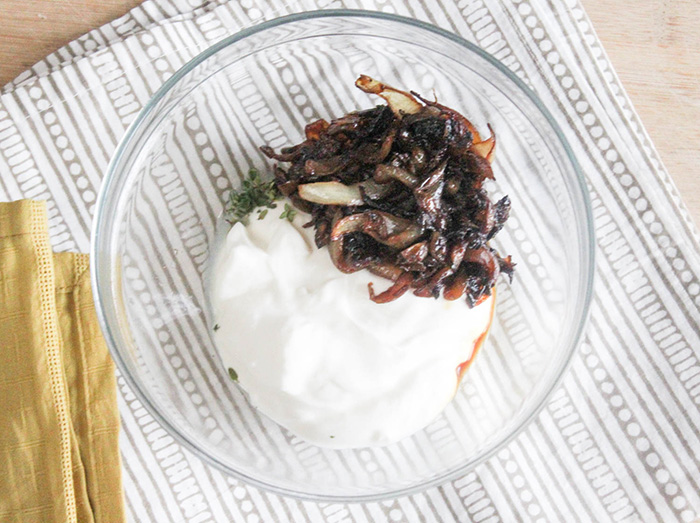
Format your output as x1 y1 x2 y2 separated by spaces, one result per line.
368 272 414 303
331 211 423 250
355 75 422 117
400 241 428 264
374 164 418 188
444 267 469 301
470 124 497 163
368 262 404 282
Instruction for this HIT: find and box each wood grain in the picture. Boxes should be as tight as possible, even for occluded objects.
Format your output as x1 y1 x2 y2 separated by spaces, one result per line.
581 0 700 227
0 0 698 226
0 0 143 82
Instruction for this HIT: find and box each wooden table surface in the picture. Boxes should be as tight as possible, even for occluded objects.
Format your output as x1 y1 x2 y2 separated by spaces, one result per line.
1 0 699 226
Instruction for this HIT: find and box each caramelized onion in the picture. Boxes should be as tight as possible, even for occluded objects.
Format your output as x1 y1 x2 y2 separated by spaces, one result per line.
470 124 497 163
368 272 414 303
374 164 418 188
355 75 422 116
400 241 428 264
298 182 364 206
304 156 348 177
261 76 514 305
414 161 447 229
331 211 423 250
305 119 329 140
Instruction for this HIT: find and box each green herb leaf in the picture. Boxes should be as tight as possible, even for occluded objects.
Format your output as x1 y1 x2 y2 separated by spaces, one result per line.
279 203 297 222
225 168 281 225
213 324 220 331
330 435 335 439
228 368 238 382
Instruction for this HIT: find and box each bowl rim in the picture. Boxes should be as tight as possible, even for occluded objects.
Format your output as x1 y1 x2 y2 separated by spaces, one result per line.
91 8 596 503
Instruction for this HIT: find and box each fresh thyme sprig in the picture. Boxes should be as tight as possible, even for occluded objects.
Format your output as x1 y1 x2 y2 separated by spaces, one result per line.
225 168 282 225
279 203 297 222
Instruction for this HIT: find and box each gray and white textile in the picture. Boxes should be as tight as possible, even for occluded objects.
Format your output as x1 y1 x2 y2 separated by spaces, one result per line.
1 0 699 521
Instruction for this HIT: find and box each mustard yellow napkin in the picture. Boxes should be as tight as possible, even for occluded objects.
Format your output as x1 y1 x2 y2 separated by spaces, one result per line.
0 200 125 523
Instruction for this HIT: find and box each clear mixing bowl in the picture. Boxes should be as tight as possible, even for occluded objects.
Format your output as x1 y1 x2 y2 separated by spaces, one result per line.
91 10 594 502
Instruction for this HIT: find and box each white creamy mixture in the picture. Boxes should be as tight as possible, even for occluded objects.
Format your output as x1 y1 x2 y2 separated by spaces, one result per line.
210 205 494 448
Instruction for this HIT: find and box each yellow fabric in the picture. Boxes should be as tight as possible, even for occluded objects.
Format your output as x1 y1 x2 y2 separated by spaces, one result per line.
0 200 125 523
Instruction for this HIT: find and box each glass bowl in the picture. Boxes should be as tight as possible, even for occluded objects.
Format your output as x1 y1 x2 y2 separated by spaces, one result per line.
91 10 594 502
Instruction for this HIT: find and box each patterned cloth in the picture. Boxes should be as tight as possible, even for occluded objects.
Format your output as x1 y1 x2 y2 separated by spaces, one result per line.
1 0 699 521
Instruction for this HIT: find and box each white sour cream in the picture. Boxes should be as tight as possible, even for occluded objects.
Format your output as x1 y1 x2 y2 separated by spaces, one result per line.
210 205 494 448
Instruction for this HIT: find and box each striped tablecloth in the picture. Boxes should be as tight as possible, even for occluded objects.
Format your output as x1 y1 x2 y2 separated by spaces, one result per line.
2 0 699 521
